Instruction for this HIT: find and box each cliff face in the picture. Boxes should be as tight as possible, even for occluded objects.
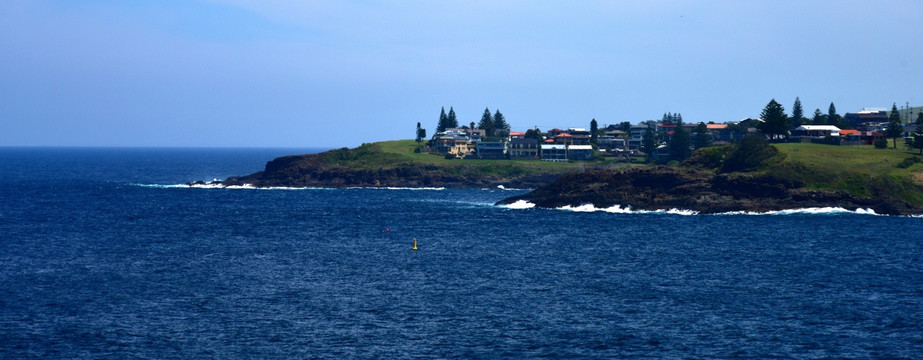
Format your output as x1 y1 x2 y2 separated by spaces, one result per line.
496 166 919 215
217 152 563 189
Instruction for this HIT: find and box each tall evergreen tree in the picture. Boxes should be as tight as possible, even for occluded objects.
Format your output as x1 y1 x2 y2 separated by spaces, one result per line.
917 111 923 125
669 117 691 161
758 99 789 139
791 97 804 127
437 107 448 133
590 119 599 145
828 102 842 128
641 125 657 163
493 109 509 137
886 103 904 149
477 107 495 136
447 107 458 129
694 122 711 149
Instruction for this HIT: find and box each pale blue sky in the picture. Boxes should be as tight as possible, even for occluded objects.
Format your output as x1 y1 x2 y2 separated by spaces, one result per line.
2 0 920 147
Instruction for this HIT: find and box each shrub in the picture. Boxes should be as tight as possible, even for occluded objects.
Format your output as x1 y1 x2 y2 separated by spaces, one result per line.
897 157 921 169
719 135 780 173
874 138 888 149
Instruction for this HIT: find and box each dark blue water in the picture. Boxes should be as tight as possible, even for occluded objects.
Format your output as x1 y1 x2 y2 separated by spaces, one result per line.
1 148 921 359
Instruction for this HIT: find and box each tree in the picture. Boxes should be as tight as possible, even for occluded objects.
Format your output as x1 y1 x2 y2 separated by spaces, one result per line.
641 125 657 163
791 97 804 127
669 117 691 161
828 102 843 128
812 108 826 125
436 107 448 133
758 99 789 140
618 121 631 133
886 102 904 149
415 122 426 145
914 127 923 155
524 128 544 143
590 118 599 145
694 122 711 149
493 109 509 137
917 111 923 125
447 107 458 129
477 107 495 136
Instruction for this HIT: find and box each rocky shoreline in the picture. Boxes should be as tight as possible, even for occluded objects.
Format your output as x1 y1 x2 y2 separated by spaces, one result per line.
194 153 564 189
495 166 922 215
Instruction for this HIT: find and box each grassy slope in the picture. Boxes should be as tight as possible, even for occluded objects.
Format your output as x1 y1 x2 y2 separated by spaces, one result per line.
321 139 624 177
773 143 923 205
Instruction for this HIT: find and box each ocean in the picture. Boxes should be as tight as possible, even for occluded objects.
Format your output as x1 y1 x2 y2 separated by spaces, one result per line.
1 147 921 359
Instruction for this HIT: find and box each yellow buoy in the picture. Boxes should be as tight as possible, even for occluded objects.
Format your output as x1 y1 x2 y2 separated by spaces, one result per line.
412 238 418 250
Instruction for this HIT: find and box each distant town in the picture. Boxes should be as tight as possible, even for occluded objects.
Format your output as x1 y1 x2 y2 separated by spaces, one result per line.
417 100 923 163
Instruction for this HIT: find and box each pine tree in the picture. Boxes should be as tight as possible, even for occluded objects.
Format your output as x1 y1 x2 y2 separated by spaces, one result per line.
641 125 656 163
886 103 904 149
828 103 842 128
590 119 599 145
694 122 711 149
437 107 448 133
792 97 804 127
917 111 923 125
669 117 691 161
493 109 509 137
447 107 458 129
758 99 789 139
477 107 495 136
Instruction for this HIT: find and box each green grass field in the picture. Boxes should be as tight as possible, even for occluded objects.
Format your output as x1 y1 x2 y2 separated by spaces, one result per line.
775 142 923 180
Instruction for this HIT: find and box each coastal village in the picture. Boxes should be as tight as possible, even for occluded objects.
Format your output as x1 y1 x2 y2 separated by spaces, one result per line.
420 102 923 163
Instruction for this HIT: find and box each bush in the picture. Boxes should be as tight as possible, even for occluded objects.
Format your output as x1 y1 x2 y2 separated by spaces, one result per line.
719 135 780 173
874 138 888 149
897 157 921 169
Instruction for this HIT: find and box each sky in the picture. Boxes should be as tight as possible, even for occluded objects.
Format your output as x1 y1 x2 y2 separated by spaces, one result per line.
1 0 921 148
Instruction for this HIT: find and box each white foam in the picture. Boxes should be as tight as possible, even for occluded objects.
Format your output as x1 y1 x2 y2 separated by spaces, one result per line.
502 200 536 209
718 207 882 216
557 203 699 215
354 187 445 191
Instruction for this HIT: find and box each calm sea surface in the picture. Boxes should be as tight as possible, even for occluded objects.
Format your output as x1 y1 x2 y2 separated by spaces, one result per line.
1 147 921 359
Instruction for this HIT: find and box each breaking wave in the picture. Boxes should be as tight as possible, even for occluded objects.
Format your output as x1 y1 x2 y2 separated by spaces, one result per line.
717 207 881 216
501 202 886 216
502 200 536 209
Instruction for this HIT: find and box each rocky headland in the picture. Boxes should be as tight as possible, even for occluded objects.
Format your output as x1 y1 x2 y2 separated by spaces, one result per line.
497 137 923 215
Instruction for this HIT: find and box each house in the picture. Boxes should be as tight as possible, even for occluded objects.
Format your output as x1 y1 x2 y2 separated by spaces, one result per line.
567 128 592 145
837 129 884 146
567 145 594 160
508 138 539 159
738 118 764 128
431 131 471 155
508 131 526 139
653 144 671 161
553 132 574 145
541 144 567 161
844 110 888 128
597 136 626 150
446 128 485 142
791 125 841 139
629 125 650 140
476 141 507 159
